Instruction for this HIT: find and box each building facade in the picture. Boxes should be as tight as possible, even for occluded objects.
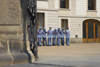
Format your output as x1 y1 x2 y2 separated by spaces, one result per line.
37 0 100 43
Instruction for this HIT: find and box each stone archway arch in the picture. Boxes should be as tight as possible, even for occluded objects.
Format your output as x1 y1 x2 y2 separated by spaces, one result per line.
83 19 100 43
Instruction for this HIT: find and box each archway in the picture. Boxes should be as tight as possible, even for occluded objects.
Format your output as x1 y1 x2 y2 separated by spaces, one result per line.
83 19 100 43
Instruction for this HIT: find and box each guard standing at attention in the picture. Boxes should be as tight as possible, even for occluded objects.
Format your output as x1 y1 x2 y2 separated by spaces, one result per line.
61 28 65 46
42 28 47 46
52 28 57 46
57 28 61 46
47 27 53 46
65 27 70 46
37 27 43 46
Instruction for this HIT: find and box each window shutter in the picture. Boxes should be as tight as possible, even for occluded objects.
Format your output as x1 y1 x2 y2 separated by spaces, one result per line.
66 20 68 28
93 0 96 10
60 0 62 8
37 14 39 30
43 14 44 30
62 19 64 28
66 0 69 9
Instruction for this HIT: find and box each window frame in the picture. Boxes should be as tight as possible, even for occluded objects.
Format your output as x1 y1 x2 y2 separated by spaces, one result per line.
88 0 96 10
60 0 69 9
61 19 68 31
37 13 45 30
37 0 48 1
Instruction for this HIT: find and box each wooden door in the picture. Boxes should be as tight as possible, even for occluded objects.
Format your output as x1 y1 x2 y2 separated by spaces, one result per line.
94 21 100 43
83 20 100 43
87 21 94 43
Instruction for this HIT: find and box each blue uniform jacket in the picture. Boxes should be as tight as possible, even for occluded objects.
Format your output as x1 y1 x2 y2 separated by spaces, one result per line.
57 30 62 38
65 30 70 38
37 30 43 38
47 30 53 38
60 30 65 38
53 30 58 38
42 30 47 38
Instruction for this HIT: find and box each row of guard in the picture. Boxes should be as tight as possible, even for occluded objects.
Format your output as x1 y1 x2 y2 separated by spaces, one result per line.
37 27 70 46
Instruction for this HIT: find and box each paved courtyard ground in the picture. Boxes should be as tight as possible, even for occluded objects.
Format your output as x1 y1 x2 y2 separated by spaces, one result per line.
1 43 100 67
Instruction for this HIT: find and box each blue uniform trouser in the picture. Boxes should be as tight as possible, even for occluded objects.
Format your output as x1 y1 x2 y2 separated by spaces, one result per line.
43 37 47 46
61 37 64 45
66 38 69 45
48 38 52 46
38 38 41 46
53 37 56 46
57 37 61 46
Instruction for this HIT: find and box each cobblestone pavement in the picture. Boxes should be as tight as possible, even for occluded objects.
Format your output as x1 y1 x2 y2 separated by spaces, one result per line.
1 43 100 67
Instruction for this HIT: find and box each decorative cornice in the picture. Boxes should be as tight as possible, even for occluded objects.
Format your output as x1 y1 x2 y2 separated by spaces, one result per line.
58 15 100 19
37 8 59 11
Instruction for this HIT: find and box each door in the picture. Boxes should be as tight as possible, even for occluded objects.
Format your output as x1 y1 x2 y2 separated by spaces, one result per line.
83 20 100 43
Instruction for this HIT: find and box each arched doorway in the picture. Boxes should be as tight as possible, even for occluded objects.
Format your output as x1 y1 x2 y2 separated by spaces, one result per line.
83 19 100 43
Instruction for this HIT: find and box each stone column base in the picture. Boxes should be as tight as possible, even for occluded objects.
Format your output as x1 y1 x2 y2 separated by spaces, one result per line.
0 40 35 66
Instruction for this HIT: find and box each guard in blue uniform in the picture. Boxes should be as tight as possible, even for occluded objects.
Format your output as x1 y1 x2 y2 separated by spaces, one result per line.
65 27 70 46
37 27 43 46
57 28 61 46
61 28 65 46
42 28 47 46
47 27 53 46
52 28 57 46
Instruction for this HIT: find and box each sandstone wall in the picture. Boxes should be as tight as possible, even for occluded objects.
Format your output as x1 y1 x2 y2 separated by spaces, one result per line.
0 0 35 65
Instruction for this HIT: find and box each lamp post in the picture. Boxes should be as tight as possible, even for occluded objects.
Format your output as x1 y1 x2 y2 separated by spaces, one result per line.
27 0 38 60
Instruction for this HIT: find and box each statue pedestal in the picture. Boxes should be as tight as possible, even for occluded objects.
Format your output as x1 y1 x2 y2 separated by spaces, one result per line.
0 0 35 65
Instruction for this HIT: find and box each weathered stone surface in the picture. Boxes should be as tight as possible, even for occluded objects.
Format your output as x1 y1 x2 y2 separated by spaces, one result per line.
0 0 35 65
0 0 7 24
0 33 28 41
0 53 13 66
9 42 29 63
0 41 13 66
0 0 21 24
6 0 21 24
0 26 20 33
8 40 35 64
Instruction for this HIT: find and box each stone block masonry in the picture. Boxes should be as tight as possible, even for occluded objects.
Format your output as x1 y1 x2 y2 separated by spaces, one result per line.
0 0 35 65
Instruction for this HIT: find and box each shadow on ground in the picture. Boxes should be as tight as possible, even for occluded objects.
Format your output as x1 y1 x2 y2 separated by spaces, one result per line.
33 63 77 67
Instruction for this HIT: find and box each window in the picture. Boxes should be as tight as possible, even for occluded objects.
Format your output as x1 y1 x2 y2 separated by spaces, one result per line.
61 19 68 31
37 0 48 1
88 0 96 10
60 0 69 9
37 13 44 30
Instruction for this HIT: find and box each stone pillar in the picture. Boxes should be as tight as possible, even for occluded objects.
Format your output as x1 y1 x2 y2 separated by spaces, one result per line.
0 0 35 65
